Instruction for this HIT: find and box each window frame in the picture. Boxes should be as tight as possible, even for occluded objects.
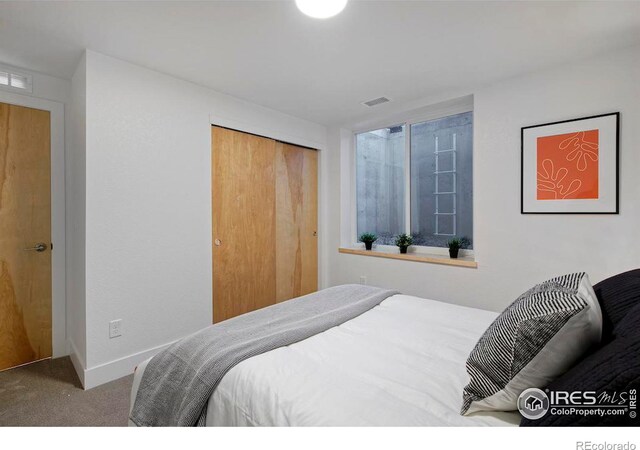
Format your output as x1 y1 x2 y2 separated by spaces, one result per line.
351 100 474 256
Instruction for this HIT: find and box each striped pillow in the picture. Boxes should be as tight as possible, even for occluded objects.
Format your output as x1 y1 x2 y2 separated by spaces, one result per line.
461 273 602 415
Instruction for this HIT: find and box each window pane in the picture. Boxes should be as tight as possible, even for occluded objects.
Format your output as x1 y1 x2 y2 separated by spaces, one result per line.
356 125 405 245
0 72 8 86
10 74 28 89
410 112 473 248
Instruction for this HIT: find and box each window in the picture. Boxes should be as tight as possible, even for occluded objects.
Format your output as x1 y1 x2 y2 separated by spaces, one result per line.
356 125 405 245
0 66 33 93
411 112 473 247
355 110 473 249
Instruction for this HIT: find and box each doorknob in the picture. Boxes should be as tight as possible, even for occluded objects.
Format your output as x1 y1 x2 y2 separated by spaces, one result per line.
24 242 47 252
214 239 222 246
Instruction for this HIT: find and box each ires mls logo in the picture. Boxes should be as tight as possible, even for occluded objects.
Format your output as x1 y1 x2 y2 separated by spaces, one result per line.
518 388 638 421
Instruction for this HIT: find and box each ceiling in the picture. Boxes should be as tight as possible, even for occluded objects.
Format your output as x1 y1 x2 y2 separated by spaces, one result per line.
0 1 638 126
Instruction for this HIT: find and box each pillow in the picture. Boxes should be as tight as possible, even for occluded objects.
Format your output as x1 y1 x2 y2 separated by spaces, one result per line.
461 272 602 415
521 302 640 426
593 269 640 341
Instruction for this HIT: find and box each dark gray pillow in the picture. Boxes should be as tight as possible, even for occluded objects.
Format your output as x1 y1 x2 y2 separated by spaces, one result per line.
593 269 640 340
521 302 640 426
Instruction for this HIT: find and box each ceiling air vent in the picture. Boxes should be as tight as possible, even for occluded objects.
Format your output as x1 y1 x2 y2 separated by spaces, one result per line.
362 96 390 107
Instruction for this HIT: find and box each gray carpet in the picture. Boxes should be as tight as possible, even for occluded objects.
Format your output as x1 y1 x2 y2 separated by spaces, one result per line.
0 357 133 426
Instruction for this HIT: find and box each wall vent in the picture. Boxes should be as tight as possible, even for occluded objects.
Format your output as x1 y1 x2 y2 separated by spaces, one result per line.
362 96 390 107
0 65 33 93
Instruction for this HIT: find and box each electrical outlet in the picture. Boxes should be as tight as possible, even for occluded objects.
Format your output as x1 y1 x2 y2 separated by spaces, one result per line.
359 275 367 285
109 319 122 338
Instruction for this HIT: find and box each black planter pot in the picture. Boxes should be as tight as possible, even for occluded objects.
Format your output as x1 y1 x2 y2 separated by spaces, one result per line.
399 246 408 254
449 247 460 258
364 241 373 251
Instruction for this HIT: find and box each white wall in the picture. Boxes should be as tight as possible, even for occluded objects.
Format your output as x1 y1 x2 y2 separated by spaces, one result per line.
79 51 327 387
67 54 87 381
328 45 640 313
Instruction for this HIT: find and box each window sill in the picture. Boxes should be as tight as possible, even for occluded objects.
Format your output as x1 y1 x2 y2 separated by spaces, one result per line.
338 247 478 268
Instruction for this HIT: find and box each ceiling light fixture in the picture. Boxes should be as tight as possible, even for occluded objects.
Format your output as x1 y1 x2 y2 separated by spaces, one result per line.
295 0 348 19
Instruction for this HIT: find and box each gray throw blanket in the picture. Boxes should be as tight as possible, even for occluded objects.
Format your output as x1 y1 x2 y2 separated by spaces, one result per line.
130 284 398 426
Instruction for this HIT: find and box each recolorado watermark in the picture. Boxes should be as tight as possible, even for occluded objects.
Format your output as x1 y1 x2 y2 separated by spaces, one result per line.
576 442 637 450
517 388 637 421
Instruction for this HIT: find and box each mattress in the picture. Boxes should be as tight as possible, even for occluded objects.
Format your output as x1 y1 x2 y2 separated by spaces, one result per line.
130 294 520 426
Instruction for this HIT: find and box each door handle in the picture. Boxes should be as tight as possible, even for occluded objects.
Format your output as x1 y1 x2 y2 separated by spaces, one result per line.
214 239 222 247
24 243 47 252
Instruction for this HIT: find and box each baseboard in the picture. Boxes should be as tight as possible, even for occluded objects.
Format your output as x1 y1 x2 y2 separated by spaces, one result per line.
66 339 86 388
82 341 175 390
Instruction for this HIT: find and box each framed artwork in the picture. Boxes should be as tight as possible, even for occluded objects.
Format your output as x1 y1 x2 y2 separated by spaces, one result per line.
521 112 619 214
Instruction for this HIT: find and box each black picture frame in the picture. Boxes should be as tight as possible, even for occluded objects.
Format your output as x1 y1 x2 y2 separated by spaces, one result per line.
521 112 619 214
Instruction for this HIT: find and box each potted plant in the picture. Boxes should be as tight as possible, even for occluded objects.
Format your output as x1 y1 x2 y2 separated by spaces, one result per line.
359 232 378 251
395 233 413 254
447 237 471 259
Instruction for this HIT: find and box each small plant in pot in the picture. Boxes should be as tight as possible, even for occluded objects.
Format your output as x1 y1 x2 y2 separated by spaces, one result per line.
359 232 378 251
447 237 471 259
395 233 413 254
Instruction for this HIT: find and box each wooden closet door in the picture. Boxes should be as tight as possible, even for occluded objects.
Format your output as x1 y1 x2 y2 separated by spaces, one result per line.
212 127 276 322
0 102 52 371
275 143 318 302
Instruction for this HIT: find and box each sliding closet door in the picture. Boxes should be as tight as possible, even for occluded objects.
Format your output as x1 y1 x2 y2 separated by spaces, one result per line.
212 127 276 323
275 143 318 302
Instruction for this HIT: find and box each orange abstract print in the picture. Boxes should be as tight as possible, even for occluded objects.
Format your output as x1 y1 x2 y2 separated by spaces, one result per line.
537 129 599 200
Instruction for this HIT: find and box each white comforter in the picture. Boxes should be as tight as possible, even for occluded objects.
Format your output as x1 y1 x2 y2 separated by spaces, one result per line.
130 294 520 426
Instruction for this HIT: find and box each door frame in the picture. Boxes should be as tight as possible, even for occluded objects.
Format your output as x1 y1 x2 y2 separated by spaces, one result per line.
0 91 66 359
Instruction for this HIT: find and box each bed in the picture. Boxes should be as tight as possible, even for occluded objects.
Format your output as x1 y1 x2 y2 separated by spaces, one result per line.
129 293 520 426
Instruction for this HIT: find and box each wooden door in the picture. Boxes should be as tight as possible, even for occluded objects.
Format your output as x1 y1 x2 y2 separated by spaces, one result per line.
275 143 318 302
212 127 277 322
0 102 52 371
